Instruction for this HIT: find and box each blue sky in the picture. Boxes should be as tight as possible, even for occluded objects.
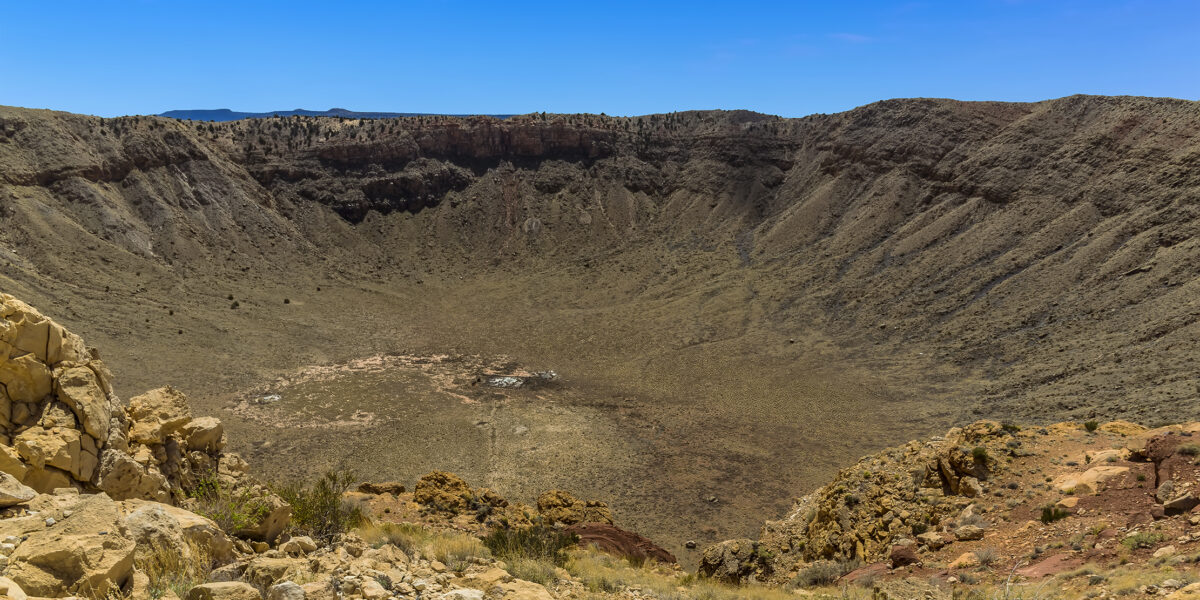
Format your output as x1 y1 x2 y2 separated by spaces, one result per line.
2 1 1197 117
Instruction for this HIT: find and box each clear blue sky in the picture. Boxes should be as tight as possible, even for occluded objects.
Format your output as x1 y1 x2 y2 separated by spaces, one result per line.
2 0 1197 118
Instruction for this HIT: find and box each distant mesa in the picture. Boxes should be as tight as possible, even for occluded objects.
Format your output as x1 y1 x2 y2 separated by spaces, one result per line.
157 107 515 121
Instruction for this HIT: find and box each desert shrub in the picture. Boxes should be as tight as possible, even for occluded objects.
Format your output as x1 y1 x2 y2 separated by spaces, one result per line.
507 557 559 585
972 446 989 462
274 469 364 543
359 522 489 573
483 524 577 567
1085 420 1099 432
1040 504 1070 524
975 547 1000 567
960 513 989 528
361 521 431 553
1178 444 1200 457
790 558 860 588
135 539 213 600
189 472 272 534
1121 531 1163 550
429 533 490 573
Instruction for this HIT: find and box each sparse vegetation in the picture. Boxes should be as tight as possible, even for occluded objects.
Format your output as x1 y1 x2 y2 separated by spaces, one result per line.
975 547 1000 567
273 469 364 543
1085 420 1099 432
506 557 559 585
482 523 577 567
1040 504 1070 524
358 522 489 574
188 471 272 533
1121 531 1164 550
791 558 861 588
134 539 213 600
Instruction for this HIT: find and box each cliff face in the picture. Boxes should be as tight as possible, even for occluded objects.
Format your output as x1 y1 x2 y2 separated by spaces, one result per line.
5 96 1196 422
2 97 1199 559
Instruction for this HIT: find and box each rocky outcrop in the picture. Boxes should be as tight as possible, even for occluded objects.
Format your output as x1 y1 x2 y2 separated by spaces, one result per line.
535 490 613 526
698 538 766 583
700 421 1013 582
0 294 288 544
1 294 112 491
119 498 235 562
564 523 676 565
0 491 136 597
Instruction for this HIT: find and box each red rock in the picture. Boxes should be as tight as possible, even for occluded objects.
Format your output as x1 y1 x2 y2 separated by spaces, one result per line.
889 544 920 568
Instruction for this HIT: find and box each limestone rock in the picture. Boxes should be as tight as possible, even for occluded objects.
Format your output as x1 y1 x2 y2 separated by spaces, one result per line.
440 590 484 600
181 417 225 453
5 493 136 597
0 445 28 480
187 582 263 600
0 471 35 506
494 579 554 600
536 489 613 525
128 387 194 445
267 581 306 600
20 464 74 492
413 470 474 512
360 578 388 600
959 476 983 498
0 576 27 600
1052 466 1129 495
54 365 113 445
242 556 310 590
280 535 317 555
300 581 336 600
1164 493 1199 515
96 448 172 501
954 525 985 541
917 531 948 550
119 498 235 562
698 538 761 583
0 354 52 405
949 552 980 569
1166 582 1200 600
14 426 98 483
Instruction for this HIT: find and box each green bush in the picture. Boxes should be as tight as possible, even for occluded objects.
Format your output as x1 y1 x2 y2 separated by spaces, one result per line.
971 446 989 462
790 558 860 588
1121 531 1163 550
274 469 364 543
483 524 577 567
1084 420 1099 432
188 472 272 534
1040 504 1070 524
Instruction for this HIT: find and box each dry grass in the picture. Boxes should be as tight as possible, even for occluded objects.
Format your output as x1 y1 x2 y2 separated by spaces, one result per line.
565 549 797 600
358 522 489 574
506 557 560 586
133 538 213 600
